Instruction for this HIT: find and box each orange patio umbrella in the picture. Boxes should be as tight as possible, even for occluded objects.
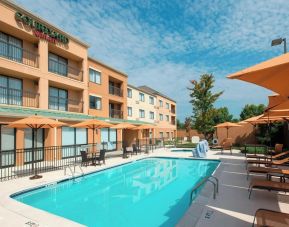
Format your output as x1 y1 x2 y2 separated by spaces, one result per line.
71 119 113 146
227 53 289 97
214 122 242 138
266 94 287 111
7 115 66 180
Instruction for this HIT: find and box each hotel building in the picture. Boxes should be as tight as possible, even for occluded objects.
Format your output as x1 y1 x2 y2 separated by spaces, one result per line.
0 0 176 167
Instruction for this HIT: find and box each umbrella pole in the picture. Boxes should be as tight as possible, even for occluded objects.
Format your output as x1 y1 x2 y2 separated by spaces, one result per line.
30 128 42 180
227 127 229 138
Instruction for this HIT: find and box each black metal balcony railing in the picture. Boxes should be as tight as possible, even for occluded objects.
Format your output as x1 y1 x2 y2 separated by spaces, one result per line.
48 58 83 81
109 85 123 97
0 40 39 68
110 109 123 119
0 86 39 108
49 96 83 113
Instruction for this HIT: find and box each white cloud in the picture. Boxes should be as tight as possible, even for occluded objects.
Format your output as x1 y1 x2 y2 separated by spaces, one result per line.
14 0 289 120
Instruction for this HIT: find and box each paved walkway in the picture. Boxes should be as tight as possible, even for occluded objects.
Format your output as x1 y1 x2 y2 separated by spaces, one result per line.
0 148 288 227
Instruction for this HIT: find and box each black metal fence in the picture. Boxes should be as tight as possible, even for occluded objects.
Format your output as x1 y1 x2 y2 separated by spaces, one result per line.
0 138 171 181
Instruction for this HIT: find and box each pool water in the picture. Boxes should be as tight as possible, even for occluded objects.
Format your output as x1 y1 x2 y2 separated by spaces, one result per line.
171 149 193 152
13 158 219 227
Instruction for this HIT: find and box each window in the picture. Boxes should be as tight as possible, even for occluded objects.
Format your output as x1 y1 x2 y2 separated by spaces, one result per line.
159 114 163 121
160 132 164 138
139 109 145 118
159 100 163 107
49 87 68 111
166 132 170 138
0 125 15 167
127 88 132 98
0 75 22 106
166 103 170 109
101 128 117 151
48 52 68 76
62 127 87 158
24 128 44 163
166 115 169 121
139 92 145 102
89 68 101 84
149 111 154 120
89 95 101 110
0 32 22 62
149 96 154 105
128 107 132 116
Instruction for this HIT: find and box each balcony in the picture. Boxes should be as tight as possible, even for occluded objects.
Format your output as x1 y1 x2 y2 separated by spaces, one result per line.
48 58 83 81
109 109 123 119
0 40 39 68
109 85 123 97
49 96 83 113
0 86 39 108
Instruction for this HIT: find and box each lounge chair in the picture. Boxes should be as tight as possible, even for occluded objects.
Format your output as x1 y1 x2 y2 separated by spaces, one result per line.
252 208 289 227
246 157 289 169
211 138 232 155
268 143 284 155
248 179 289 199
246 150 288 161
246 166 289 180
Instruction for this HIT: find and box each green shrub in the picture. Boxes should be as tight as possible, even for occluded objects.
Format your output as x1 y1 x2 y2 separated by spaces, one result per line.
176 143 197 148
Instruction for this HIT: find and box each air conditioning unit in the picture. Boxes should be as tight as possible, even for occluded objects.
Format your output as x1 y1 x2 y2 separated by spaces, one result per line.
136 101 139 104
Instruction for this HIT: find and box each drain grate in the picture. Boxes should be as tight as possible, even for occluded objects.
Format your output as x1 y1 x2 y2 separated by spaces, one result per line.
205 210 214 219
25 221 39 227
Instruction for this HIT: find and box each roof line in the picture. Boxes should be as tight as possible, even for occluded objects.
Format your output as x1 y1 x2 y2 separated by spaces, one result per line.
127 84 157 96
4 0 90 48
88 56 128 77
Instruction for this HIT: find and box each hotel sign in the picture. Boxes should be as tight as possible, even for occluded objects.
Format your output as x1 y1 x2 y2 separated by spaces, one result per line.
15 12 69 44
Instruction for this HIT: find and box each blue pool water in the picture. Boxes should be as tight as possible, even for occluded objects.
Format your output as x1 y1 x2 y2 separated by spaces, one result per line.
171 149 193 152
13 158 219 227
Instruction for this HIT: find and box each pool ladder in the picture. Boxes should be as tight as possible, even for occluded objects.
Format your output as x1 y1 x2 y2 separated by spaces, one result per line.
189 176 219 205
64 164 84 180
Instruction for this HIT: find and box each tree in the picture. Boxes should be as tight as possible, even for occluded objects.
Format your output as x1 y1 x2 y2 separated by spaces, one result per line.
176 119 185 129
212 107 233 125
184 117 192 136
240 104 266 120
188 74 223 139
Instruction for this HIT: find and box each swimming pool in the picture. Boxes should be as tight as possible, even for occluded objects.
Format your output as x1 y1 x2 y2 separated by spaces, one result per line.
171 149 193 152
12 158 219 227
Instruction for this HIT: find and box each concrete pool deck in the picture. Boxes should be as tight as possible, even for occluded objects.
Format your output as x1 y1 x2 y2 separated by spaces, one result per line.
0 148 288 227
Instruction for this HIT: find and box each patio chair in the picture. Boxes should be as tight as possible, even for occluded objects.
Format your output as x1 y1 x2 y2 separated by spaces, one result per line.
211 138 233 154
132 144 140 155
246 166 289 180
80 150 94 167
246 150 289 161
94 149 106 165
246 157 289 169
248 179 289 199
269 143 284 155
252 208 289 227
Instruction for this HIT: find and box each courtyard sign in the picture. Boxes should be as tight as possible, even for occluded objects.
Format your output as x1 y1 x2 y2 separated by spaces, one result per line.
15 12 69 44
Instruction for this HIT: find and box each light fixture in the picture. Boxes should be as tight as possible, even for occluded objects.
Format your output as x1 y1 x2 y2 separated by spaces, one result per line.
271 38 287 54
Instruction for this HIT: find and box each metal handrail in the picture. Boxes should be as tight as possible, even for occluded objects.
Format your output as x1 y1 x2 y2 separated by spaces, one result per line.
189 176 219 205
64 164 84 179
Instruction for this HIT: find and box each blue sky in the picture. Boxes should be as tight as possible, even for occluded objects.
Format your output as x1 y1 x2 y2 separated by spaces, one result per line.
15 0 289 121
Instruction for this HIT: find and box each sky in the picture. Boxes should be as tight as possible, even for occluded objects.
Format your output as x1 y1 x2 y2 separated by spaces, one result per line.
14 0 289 121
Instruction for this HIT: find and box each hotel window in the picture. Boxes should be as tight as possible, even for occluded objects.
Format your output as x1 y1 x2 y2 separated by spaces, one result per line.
62 127 87 157
49 87 68 111
159 114 163 121
0 125 15 167
139 92 145 102
166 115 169 121
101 128 117 151
89 95 101 110
24 129 44 163
0 32 22 63
127 88 132 98
149 111 154 120
0 75 22 106
149 96 154 105
89 68 101 84
160 132 164 138
48 52 68 76
166 132 170 138
166 103 170 109
139 109 145 118
128 107 132 116
159 100 163 107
